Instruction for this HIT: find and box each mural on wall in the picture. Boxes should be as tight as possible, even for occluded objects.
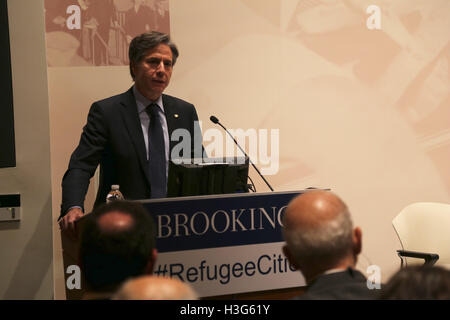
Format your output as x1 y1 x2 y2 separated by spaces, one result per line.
289 0 450 193
232 0 450 194
44 0 170 67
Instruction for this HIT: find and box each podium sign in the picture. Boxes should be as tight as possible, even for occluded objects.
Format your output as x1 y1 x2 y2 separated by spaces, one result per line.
140 191 307 297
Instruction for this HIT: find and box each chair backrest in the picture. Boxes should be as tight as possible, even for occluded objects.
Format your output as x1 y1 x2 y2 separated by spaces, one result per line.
392 202 450 267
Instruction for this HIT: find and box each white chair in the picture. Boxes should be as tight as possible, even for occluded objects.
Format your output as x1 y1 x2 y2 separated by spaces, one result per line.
392 202 450 268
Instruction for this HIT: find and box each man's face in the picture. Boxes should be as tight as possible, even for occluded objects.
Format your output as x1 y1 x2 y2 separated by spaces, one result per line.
132 44 173 101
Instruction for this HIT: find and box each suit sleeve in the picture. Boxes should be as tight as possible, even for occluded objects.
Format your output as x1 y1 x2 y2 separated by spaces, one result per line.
60 102 109 218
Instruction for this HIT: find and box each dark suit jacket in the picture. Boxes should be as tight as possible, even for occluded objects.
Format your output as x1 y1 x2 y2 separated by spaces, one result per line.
60 87 202 218
295 268 376 300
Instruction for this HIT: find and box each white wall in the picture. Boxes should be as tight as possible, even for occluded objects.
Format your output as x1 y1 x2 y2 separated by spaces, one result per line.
0 0 53 299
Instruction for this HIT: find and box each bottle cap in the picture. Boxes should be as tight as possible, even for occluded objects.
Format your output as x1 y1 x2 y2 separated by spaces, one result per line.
111 185 120 190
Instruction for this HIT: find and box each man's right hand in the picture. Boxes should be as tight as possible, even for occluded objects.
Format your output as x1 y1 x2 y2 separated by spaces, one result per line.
59 208 84 236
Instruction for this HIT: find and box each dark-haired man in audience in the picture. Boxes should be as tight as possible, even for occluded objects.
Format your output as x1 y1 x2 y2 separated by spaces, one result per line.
282 190 375 299
79 201 157 300
380 265 450 300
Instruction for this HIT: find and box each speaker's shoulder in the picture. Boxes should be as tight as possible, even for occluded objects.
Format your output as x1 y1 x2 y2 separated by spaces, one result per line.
92 88 135 111
162 94 195 109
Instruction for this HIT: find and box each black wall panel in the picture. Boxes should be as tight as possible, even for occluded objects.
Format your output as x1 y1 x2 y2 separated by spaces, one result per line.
0 1 16 168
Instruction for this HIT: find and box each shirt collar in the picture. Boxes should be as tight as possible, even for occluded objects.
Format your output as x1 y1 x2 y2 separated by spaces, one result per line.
323 268 348 275
133 85 164 114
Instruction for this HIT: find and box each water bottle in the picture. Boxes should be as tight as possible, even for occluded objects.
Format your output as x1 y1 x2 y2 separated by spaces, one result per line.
106 185 124 203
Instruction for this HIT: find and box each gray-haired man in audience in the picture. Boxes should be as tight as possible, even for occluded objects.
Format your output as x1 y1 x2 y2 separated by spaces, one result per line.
282 190 375 299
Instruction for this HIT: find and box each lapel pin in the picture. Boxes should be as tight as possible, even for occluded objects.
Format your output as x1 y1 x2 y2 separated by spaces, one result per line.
174 114 179 118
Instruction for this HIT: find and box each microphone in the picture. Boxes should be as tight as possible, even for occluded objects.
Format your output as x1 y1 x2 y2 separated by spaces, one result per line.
209 115 274 192
210 115 219 124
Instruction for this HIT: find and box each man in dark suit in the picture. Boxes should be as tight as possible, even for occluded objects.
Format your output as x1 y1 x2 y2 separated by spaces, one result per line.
59 32 203 231
282 190 376 299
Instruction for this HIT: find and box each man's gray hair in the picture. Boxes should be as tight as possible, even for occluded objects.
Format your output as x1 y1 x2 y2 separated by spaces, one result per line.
283 207 354 268
128 31 179 79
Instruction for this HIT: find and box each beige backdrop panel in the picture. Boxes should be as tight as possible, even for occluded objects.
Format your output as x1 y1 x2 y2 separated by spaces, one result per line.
0 0 53 299
49 0 450 298
49 68 131 299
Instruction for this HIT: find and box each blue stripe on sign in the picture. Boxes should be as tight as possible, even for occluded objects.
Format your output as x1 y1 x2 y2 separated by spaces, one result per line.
141 191 304 253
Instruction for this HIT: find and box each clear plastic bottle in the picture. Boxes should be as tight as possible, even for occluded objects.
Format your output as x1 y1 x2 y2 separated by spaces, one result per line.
106 185 124 203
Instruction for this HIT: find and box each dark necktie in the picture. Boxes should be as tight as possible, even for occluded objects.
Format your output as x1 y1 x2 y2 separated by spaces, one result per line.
146 103 167 198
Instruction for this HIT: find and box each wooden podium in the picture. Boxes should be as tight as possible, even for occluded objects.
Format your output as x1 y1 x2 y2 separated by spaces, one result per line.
61 190 309 299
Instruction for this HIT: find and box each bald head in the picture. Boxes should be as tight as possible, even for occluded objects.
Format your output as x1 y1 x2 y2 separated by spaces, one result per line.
282 191 361 282
284 191 348 231
113 276 198 300
97 211 134 233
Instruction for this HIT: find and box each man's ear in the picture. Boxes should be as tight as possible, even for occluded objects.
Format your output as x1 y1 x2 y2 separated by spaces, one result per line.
145 248 158 275
353 227 362 257
130 62 137 78
282 245 299 270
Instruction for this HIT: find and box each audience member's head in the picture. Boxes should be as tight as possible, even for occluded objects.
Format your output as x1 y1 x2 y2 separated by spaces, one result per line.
79 201 157 297
380 265 450 300
282 190 362 283
113 276 198 300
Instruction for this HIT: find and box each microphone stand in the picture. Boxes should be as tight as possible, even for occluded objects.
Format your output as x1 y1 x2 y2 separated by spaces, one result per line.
211 117 274 192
